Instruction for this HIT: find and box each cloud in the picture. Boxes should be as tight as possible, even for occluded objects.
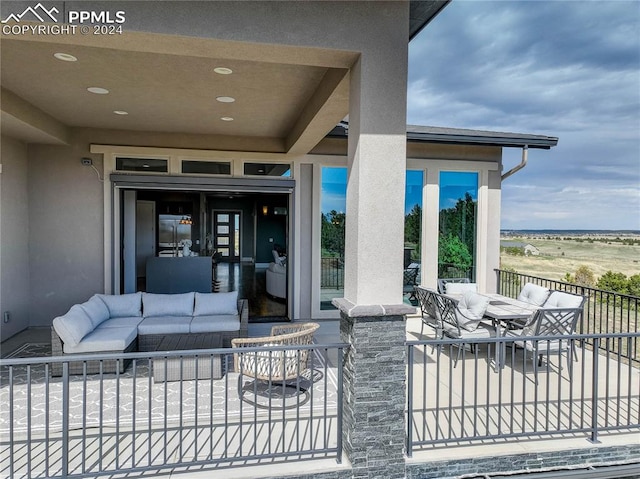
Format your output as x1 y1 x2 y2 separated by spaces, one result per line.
408 0 640 230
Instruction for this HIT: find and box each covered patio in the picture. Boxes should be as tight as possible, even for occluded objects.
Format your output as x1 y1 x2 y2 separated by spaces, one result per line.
1 298 638 478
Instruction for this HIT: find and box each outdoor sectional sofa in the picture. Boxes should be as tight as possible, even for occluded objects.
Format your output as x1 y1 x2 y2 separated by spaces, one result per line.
51 291 248 376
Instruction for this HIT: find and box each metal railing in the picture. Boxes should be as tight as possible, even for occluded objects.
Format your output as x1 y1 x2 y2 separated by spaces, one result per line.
496 269 640 363
406 332 640 455
0 344 346 478
321 256 344 289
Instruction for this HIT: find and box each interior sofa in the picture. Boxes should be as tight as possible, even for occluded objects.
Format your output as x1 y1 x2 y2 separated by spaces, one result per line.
51 291 248 376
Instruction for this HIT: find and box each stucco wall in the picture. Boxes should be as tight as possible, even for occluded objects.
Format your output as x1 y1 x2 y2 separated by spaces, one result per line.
28 132 104 326
0 135 30 338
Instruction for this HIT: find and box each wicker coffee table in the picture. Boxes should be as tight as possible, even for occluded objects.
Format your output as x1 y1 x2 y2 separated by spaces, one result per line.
152 334 223 382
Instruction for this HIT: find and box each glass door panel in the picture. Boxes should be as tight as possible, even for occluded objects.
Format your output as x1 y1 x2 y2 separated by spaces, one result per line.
438 171 478 281
214 211 241 262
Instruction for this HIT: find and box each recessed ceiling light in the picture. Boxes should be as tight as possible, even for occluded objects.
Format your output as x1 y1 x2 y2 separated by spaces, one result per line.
54 52 77 62
142 164 150 168
87 87 109 95
216 96 235 103
220 116 234 121
113 110 128 115
214 67 233 75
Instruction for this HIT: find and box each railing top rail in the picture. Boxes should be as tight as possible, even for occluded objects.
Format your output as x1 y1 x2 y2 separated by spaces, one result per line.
495 268 640 301
0 342 350 367
406 331 640 347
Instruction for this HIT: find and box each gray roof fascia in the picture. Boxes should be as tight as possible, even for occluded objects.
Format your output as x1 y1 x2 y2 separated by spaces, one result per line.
326 123 559 150
409 1 452 40
405 128 559 150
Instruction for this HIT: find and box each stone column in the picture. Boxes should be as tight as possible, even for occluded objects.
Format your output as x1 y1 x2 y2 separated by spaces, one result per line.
334 300 413 479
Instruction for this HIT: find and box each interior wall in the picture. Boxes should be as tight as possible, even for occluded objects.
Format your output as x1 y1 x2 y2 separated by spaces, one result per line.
0 135 30 339
27 133 104 326
255 195 288 263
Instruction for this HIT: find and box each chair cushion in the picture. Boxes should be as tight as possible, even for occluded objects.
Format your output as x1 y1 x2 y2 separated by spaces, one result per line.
517 283 550 306
137 316 192 335
446 283 478 294
97 293 142 318
143 292 195 317
544 291 584 309
53 305 95 346
64 324 138 354
190 314 240 333
456 292 490 331
444 322 494 339
78 295 111 329
193 291 238 316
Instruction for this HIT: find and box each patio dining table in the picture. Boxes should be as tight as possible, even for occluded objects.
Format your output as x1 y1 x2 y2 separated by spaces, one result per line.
445 292 538 371
482 294 538 371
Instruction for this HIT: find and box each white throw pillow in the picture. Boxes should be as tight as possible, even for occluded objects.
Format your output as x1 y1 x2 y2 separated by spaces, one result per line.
455 292 490 331
544 291 584 309
446 282 478 295
53 305 95 346
79 295 111 329
194 291 239 316
143 292 195 317
517 283 550 306
98 293 142 318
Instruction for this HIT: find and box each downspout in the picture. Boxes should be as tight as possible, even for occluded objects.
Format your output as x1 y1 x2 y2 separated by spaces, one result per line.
501 145 528 181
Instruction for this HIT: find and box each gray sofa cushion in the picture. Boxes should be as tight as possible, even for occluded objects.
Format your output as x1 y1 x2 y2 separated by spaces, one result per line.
137 316 192 335
97 293 142 318
143 292 195 317
53 305 95 347
194 291 238 316
79 295 111 329
190 314 240 333
98 316 144 328
64 324 138 354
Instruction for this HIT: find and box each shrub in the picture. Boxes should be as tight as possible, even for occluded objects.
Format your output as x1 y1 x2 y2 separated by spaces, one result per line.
597 271 629 294
574 265 596 287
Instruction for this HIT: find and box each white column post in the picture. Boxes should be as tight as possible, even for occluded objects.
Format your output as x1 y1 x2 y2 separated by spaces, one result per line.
339 48 410 309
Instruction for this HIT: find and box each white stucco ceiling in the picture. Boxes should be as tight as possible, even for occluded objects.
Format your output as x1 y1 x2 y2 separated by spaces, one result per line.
0 30 354 153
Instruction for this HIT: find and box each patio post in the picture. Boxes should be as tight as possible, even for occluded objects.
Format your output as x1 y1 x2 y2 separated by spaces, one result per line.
334 300 412 478
335 5 413 476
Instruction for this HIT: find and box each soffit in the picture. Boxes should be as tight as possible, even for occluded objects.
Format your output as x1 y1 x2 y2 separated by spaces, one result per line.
0 33 352 152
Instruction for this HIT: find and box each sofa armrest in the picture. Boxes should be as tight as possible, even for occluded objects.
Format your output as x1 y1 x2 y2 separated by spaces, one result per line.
238 299 249 338
51 327 64 357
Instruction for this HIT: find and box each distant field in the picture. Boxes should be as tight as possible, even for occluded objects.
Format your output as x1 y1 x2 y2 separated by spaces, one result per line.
500 236 640 282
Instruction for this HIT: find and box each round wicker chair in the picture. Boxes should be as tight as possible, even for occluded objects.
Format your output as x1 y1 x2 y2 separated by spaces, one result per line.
231 322 320 408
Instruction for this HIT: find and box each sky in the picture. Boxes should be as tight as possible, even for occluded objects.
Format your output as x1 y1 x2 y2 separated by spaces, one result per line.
407 0 640 231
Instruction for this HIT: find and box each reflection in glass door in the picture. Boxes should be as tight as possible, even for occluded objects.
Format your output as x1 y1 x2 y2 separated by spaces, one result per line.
438 171 478 281
214 211 241 262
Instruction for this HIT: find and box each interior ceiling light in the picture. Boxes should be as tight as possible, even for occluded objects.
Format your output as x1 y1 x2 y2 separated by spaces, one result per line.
87 87 109 95
214 67 233 75
54 52 77 62
220 117 234 121
113 110 128 115
216 96 235 103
